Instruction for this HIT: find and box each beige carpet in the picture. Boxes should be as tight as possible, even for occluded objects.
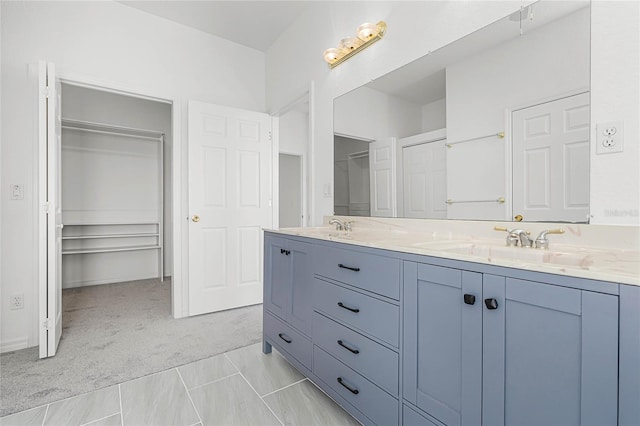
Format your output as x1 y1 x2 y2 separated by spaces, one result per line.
0 278 262 417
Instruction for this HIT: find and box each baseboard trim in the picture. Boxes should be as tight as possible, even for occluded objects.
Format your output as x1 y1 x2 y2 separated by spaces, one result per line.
0 337 29 353
63 273 165 289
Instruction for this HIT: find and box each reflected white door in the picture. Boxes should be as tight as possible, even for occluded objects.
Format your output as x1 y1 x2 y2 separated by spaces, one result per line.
39 61 63 358
402 140 447 219
347 152 370 216
279 153 302 228
188 101 272 316
512 92 589 222
369 138 396 217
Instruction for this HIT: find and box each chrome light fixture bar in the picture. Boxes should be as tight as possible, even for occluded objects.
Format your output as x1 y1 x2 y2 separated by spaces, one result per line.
323 21 387 69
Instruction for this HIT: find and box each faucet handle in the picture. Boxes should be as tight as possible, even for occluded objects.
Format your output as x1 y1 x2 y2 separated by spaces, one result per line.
534 229 565 249
494 226 530 246
344 221 353 232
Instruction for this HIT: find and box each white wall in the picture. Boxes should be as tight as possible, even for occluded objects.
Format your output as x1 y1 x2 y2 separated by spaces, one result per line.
266 1 640 228
0 1 265 351
421 98 446 133
590 1 640 225
334 86 422 141
279 109 308 156
445 7 590 220
266 1 537 226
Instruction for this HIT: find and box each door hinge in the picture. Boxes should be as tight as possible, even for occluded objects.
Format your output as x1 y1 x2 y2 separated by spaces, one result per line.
268 131 272 141
43 202 51 213
43 87 50 98
43 319 52 330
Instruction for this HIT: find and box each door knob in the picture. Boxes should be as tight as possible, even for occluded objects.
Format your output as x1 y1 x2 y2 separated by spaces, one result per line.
191 215 200 223
484 298 499 310
463 294 476 305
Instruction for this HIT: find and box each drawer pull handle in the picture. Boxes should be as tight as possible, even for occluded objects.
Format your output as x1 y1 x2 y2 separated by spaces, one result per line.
337 302 360 313
337 377 359 395
278 333 292 344
338 263 360 272
280 249 290 255
337 340 360 354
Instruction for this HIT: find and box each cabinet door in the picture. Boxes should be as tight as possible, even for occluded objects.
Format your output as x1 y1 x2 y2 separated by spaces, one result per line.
287 239 313 336
263 235 290 320
403 262 482 426
483 276 619 426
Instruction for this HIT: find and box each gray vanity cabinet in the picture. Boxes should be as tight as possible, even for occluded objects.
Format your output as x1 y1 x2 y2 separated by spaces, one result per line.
403 262 482 426
482 275 619 426
404 261 619 426
263 234 314 369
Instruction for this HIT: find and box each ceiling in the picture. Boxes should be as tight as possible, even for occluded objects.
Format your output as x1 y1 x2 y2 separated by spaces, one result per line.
119 1 313 52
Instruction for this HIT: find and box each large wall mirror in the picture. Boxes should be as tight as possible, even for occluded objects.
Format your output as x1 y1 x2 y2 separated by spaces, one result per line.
334 0 590 223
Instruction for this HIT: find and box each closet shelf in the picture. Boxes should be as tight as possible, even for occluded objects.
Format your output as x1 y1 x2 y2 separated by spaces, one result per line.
62 245 161 255
62 233 159 240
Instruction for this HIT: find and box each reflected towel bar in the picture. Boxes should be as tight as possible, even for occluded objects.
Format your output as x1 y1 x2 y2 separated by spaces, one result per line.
446 197 505 205
446 132 504 148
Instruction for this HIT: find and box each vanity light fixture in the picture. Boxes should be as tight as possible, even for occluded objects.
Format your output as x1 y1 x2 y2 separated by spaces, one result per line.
323 21 387 68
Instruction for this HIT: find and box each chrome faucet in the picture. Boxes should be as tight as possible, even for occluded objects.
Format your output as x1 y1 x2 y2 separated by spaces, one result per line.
329 219 353 232
494 226 533 247
534 229 565 249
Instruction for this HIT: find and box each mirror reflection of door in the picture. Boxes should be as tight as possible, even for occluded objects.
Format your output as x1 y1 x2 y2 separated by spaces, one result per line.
512 92 590 223
402 140 447 219
279 153 303 227
334 135 371 216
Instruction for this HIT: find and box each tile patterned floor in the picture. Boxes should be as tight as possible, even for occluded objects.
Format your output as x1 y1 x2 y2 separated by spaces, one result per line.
0 343 360 426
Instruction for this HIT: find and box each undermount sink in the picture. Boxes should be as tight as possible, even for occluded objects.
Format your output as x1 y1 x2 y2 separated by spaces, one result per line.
438 242 594 268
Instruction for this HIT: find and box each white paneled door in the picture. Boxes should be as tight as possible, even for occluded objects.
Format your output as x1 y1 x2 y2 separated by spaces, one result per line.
369 138 396 217
402 140 447 219
188 101 273 316
512 92 590 222
39 61 63 358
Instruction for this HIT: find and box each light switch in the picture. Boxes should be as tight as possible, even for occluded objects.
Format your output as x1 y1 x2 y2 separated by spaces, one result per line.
10 184 24 200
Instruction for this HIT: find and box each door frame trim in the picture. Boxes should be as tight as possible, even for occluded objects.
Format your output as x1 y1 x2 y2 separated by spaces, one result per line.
37 67 186 354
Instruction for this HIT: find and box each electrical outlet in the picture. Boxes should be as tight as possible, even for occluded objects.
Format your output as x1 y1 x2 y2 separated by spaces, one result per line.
10 294 24 310
10 184 24 200
596 121 624 154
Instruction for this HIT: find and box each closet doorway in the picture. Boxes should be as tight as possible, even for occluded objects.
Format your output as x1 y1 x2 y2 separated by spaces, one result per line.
55 82 173 356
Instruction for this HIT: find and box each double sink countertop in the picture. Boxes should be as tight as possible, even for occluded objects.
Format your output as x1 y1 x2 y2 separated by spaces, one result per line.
268 217 640 287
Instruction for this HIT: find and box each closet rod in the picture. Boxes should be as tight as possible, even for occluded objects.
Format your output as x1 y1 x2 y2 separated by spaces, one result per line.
62 125 163 142
348 150 369 159
61 118 164 140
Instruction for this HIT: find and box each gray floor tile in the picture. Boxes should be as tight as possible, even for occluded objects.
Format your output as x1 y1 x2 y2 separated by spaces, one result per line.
178 354 237 389
120 370 199 426
82 413 122 426
0 405 47 426
188 374 280 426
263 380 360 426
44 386 119 426
224 343 304 396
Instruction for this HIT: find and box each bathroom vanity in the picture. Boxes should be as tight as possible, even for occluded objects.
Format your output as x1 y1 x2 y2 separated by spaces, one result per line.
262 218 639 426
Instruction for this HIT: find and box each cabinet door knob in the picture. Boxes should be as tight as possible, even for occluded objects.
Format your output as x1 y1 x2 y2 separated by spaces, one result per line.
484 298 499 310
463 294 476 305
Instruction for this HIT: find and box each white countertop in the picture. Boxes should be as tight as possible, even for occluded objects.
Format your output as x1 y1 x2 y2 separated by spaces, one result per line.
268 218 640 287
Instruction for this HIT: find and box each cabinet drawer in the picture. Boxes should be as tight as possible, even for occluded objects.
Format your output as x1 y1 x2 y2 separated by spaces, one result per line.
314 244 400 300
264 312 312 369
313 312 399 396
314 278 399 347
313 346 398 426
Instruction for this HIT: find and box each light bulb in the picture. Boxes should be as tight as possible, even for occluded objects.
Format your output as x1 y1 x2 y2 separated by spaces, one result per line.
323 47 341 63
357 22 379 41
339 37 361 51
